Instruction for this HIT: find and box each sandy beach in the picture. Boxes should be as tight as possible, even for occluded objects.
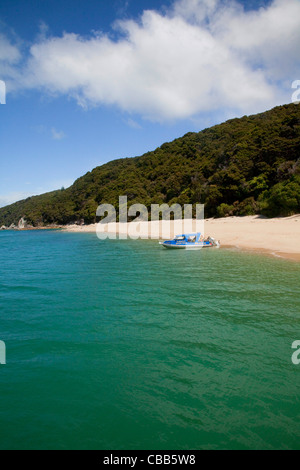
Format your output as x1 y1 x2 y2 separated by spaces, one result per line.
63 214 300 262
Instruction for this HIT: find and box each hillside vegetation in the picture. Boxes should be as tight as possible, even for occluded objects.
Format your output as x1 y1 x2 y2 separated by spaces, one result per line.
0 103 299 227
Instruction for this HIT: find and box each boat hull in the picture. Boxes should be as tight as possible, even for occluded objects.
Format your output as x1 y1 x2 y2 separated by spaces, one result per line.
161 243 214 249
159 233 220 250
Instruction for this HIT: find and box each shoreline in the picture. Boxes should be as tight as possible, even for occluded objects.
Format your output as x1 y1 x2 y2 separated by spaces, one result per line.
62 215 300 262
2 215 299 262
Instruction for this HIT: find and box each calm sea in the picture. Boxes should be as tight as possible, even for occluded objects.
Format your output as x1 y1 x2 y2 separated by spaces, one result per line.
0 230 300 450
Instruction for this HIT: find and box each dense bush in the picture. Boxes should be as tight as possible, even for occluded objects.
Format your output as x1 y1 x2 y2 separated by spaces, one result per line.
0 104 299 226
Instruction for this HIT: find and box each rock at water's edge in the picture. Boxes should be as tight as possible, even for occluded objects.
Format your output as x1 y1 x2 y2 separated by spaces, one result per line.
18 218 28 229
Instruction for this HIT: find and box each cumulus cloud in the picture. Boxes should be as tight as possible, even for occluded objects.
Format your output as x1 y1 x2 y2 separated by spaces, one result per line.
0 34 21 64
0 34 22 86
4 0 300 121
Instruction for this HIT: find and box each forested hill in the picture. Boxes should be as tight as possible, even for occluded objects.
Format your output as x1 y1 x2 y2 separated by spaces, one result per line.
1 103 300 227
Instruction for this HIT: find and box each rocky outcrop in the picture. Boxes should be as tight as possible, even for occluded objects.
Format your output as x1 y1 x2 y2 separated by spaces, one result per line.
75 219 85 226
0 226 7 230
18 218 28 229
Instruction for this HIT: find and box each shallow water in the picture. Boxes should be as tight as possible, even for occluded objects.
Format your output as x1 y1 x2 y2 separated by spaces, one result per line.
0 230 299 449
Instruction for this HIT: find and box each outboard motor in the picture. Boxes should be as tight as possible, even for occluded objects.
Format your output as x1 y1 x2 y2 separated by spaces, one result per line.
208 237 220 247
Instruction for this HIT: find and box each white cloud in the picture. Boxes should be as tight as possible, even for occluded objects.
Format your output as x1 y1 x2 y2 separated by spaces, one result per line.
4 0 300 121
209 0 300 80
125 117 142 129
0 34 21 64
0 191 34 208
0 34 22 86
172 0 220 22
0 178 73 208
51 128 66 140
31 125 66 140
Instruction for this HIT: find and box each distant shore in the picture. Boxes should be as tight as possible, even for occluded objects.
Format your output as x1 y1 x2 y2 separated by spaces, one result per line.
63 215 300 262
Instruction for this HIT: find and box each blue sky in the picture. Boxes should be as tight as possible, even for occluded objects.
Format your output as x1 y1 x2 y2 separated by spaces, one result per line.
0 0 299 207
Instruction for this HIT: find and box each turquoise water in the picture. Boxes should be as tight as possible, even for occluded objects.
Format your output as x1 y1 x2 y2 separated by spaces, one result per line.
0 230 300 450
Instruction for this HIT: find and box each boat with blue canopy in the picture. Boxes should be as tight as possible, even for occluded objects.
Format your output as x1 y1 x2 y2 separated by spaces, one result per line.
160 233 220 249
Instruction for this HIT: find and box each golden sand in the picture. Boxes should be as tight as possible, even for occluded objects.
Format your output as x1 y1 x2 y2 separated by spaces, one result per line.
64 215 300 262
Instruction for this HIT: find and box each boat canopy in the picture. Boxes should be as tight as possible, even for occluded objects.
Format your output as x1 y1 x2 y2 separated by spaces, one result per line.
175 233 202 241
